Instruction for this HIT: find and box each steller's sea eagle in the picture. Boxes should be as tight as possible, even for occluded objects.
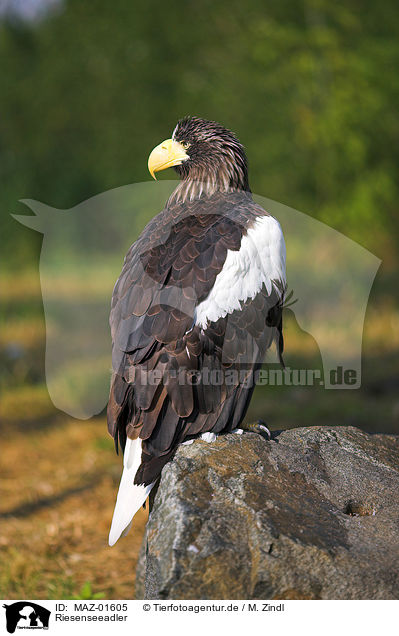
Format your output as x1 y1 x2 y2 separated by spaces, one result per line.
107 117 286 546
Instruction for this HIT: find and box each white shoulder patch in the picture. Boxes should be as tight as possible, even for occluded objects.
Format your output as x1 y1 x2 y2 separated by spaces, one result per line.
194 214 286 328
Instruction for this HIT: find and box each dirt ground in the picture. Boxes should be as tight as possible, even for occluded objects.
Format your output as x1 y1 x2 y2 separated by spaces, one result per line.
0 413 148 599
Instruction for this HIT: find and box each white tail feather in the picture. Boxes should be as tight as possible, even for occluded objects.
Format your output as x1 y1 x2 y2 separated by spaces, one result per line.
108 438 155 546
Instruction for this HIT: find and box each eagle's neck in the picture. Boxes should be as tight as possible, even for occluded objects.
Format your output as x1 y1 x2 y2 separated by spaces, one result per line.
168 160 250 206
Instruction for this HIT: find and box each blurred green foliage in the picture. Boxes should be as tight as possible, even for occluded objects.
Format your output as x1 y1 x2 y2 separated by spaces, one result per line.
1 0 398 270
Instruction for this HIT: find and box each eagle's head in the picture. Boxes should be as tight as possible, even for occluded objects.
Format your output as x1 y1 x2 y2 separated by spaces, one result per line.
148 117 250 202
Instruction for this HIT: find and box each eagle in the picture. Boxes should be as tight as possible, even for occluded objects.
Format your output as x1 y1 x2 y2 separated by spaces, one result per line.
107 117 286 546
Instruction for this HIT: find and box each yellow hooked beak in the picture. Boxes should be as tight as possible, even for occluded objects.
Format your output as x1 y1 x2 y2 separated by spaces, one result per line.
148 138 189 179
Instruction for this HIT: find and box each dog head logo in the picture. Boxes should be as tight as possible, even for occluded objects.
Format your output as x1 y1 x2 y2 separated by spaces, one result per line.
2 602 50 633
13 184 381 420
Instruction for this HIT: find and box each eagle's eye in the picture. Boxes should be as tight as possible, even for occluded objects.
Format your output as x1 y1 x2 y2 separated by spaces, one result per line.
180 141 191 150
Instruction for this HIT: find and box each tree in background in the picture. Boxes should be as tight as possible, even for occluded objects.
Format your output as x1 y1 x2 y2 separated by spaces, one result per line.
1 0 398 272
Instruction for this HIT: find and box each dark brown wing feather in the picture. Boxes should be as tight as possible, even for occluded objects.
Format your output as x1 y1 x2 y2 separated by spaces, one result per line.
107 192 284 485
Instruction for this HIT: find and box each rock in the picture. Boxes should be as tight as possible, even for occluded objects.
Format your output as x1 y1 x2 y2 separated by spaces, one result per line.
135 426 399 600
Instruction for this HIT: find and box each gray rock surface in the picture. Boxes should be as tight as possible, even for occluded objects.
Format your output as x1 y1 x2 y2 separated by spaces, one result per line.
135 426 399 599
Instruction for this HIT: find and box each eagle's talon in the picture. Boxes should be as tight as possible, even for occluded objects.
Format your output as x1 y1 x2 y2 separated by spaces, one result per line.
241 420 271 441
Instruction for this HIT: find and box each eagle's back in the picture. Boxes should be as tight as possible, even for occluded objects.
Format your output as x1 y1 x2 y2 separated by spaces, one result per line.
107 191 286 487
